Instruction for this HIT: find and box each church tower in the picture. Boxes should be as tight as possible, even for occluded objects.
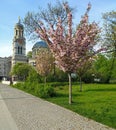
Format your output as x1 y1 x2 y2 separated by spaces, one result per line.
12 17 27 67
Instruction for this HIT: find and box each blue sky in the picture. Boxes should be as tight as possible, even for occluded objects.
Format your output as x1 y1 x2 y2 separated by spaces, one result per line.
0 0 116 57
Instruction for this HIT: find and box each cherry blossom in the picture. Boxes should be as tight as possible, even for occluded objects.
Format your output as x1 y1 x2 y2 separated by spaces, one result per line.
36 3 102 104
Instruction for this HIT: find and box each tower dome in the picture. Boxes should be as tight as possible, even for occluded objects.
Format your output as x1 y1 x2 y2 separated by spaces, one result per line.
32 41 47 50
15 17 24 29
32 41 48 58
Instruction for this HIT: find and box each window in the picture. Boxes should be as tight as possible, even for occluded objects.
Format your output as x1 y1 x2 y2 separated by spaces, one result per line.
20 47 22 54
16 30 18 35
18 46 19 54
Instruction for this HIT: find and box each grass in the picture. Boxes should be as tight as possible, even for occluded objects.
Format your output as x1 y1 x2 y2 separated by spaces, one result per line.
12 83 116 129
46 84 116 129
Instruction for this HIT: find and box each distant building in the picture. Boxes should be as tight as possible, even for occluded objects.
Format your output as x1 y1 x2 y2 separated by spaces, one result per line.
0 57 11 80
32 41 47 58
0 18 27 80
28 41 47 67
0 18 47 81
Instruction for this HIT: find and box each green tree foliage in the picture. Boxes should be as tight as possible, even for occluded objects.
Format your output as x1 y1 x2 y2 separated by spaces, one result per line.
102 11 116 82
81 69 94 83
26 67 40 83
77 59 93 91
93 54 114 83
47 67 68 82
11 63 35 81
24 68 41 91
27 51 32 58
102 11 116 56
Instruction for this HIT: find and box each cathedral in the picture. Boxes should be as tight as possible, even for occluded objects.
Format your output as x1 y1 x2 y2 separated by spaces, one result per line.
0 18 47 81
0 18 27 81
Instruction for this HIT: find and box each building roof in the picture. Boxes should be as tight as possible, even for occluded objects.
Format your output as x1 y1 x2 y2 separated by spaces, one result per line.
15 23 23 29
32 41 47 50
15 17 23 29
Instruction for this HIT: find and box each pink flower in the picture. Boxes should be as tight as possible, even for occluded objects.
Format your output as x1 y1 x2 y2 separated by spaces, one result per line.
35 3 101 73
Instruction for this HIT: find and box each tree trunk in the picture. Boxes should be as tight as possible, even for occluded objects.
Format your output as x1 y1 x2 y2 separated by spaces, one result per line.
53 61 56 76
44 76 47 87
10 77 13 85
106 57 115 83
80 77 82 92
68 73 72 104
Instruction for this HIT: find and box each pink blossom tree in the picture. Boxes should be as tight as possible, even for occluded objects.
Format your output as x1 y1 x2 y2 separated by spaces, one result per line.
35 3 103 104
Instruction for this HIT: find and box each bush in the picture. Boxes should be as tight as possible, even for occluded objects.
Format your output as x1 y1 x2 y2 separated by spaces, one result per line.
45 85 56 97
82 72 94 83
12 82 23 88
26 68 41 83
35 84 56 98
12 81 56 98
35 84 45 98
47 68 69 82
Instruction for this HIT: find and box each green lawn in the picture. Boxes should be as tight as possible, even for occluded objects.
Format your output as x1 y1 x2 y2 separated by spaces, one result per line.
46 84 116 129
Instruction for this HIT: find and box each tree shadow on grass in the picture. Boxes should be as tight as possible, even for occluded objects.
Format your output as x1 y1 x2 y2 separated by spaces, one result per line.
56 93 68 97
56 92 82 97
86 88 116 92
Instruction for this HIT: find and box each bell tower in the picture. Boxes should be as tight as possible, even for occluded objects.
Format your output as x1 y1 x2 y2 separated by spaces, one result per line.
12 17 27 67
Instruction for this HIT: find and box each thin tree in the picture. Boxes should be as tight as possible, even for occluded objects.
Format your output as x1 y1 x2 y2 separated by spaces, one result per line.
36 48 54 86
102 11 116 83
102 11 116 55
77 58 93 92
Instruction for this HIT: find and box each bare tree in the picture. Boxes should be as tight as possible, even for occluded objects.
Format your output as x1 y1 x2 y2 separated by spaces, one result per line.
23 0 75 41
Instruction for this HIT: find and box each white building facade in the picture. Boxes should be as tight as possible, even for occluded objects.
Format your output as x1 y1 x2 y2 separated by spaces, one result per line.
0 57 11 80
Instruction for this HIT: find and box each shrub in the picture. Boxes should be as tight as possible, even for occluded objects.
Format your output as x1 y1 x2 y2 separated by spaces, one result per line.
45 85 56 97
12 81 56 98
35 84 56 98
12 82 22 88
35 84 45 98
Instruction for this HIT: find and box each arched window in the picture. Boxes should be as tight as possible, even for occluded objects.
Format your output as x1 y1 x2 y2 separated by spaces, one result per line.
20 47 22 54
18 46 19 54
16 30 18 36
18 46 22 54
21 30 23 37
